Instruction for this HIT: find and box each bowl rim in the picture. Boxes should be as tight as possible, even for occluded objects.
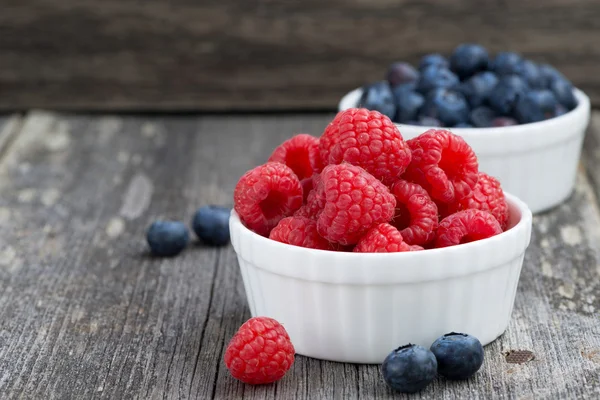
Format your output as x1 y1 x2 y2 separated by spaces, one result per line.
230 192 532 260
338 86 590 135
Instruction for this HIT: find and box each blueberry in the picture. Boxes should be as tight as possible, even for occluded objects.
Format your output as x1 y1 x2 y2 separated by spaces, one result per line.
146 221 189 257
416 66 460 95
538 63 566 88
393 87 424 123
492 117 518 127
381 344 437 393
430 332 484 380
514 90 558 123
417 117 442 127
515 60 544 89
460 71 499 108
359 81 396 119
492 52 522 76
554 103 568 117
449 44 489 80
488 75 528 115
453 122 473 128
419 53 449 70
550 78 577 110
192 205 231 246
420 88 469 127
470 106 497 127
386 62 419 87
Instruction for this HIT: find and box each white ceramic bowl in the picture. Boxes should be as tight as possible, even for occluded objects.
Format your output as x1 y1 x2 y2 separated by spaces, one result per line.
339 88 590 213
230 193 532 364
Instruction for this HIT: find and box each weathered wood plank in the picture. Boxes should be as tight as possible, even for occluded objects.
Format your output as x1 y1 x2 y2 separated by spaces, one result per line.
0 112 598 399
2 1 600 111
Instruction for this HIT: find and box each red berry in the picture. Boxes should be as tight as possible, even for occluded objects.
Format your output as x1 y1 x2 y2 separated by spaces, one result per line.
234 163 303 236
404 129 478 204
224 317 295 385
435 209 502 248
314 164 396 245
390 179 438 246
354 223 411 253
319 108 411 185
409 245 424 251
268 134 322 180
269 216 333 250
445 172 509 230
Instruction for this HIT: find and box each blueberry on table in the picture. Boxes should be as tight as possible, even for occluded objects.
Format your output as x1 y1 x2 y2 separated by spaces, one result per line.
515 59 544 89
416 66 460 95
381 344 437 393
359 81 396 119
492 116 518 127
146 221 189 257
514 90 558 123
192 205 231 246
470 106 497 127
550 78 578 110
492 52 522 76
386 62 419 87
430 332 484 380
420 88 470 127
460 71 499 108
419 53 449 70
488 75 528 115
393 87 424 123
449 43 489 80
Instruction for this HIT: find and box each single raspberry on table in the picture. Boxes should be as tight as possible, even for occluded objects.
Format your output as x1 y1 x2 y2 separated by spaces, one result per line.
444 172 509 230
234 162 303 236
269 216 333 250
403 129 478 204
353 223 412 253
390 179 438 246
319 108 412 185
268 134 323 180
224 317 295 385
314 164 396 245
435 209 502 248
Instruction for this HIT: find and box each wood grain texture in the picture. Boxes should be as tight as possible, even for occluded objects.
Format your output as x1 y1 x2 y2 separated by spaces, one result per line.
2 1 600 111
0 111 599 399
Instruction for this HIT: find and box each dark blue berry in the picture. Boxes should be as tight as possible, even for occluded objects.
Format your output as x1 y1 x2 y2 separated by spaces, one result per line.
460 71 499 108
417 117 442 127
470 106 497 127
192 205 231 246
420 88 469 127
393 87 424 123
492 117 518 127
492 52 522 76
386 62 419 87
419 53 449 70
550 78 577 110
538 63 566 88
416 66 460 95
453 122 473 128
381 344 437 393
514 90 558 123
488 75 528 115
449 44 489 80
359 81 396 119
515 60 544 89
146 221 189 257
430 332 484 380
554 103 568 117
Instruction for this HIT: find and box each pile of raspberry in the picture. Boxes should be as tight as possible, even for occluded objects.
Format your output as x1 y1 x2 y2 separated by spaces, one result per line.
234 108 509 252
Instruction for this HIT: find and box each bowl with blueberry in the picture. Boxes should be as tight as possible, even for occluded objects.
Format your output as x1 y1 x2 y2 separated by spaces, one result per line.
339 44 590 213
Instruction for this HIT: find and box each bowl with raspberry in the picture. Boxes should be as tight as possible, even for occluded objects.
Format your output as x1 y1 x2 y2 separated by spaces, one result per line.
229 110 533 364
338 45 591 213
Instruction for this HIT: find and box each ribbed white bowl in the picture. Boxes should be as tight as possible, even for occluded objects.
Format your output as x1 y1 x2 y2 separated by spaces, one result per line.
339 88 590 213
230 193 532 364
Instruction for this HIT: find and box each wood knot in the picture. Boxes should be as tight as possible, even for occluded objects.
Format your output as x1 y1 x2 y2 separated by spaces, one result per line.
504 350 535 364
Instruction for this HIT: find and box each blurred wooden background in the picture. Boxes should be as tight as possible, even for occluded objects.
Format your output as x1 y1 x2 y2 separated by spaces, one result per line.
1 0 599 111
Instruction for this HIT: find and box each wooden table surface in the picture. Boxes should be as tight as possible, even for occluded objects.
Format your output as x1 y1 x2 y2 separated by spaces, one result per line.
0 111 599 399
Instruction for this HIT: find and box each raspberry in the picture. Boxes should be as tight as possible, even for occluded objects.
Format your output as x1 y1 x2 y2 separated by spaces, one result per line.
353 223 411 253
404 129 478 204
390 179 438 246
269 216 333 250
268 134 322 180
435 209 502 248
300 173 319 203
319 108 411 184
410 245 424 251
445 172 509 230
234 162 303 236
314 164 396 245
224 317 295 385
